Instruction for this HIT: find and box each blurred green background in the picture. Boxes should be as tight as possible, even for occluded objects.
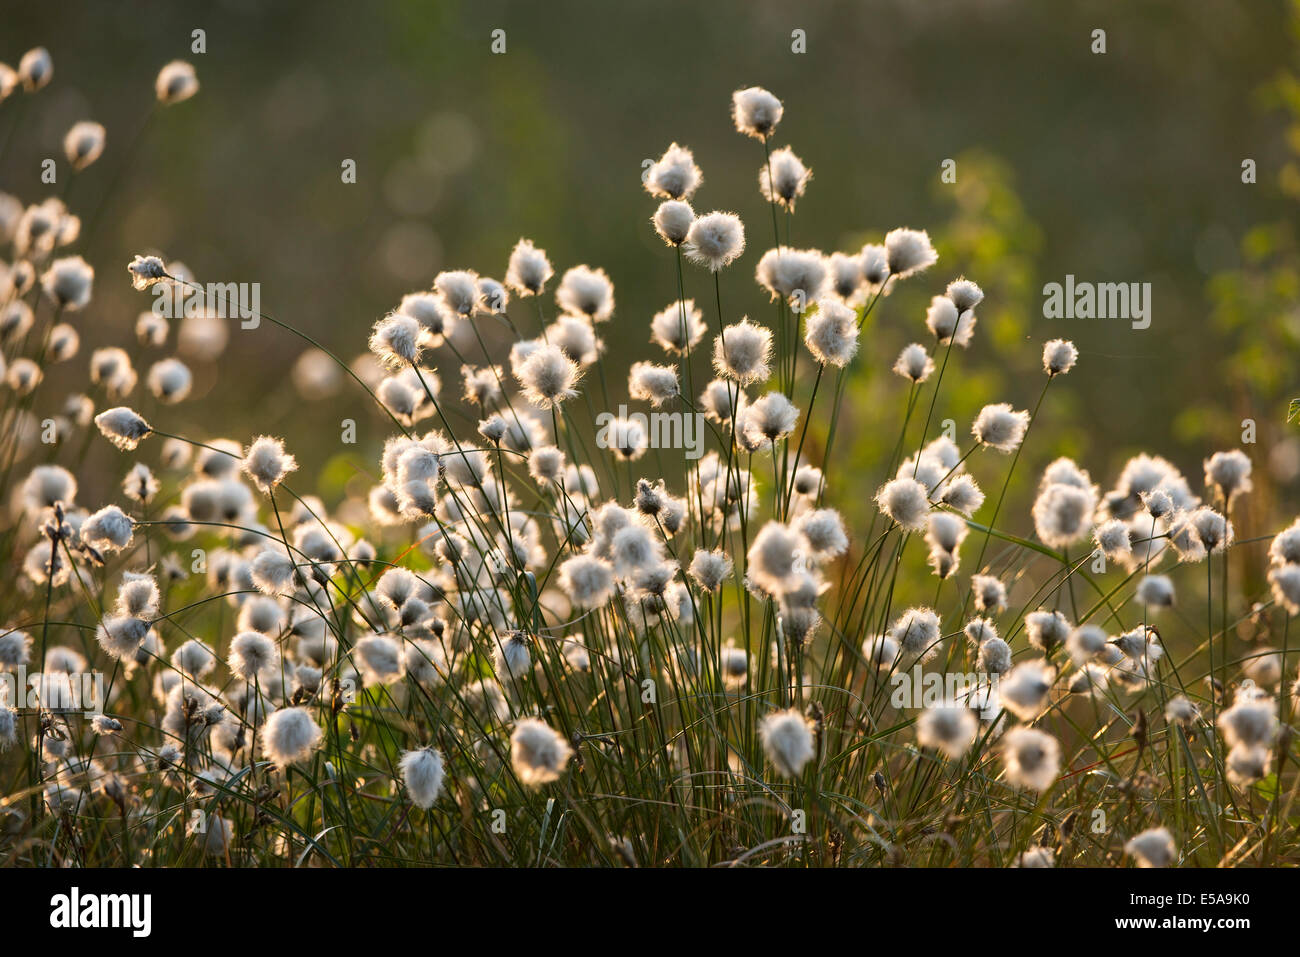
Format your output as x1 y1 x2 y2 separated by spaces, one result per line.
4 0 1300 552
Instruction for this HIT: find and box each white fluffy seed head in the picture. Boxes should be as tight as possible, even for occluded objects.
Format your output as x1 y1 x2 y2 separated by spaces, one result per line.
646 142 702 200
559 554 615 608
925 295 977 347
369 314 429 370
228 631 277 681
19 47 53 92
1203 449 1252 504
241 435 298 494
1042 338 1078 376
652 200 695 246
41 255 94 310
1269 563 1300 615
1000 661 1056 721
146 358 192 404
875 477 930 530
1124 827 1176 868
505 238 553 296
261 706 323 769
628 361 680 407
731 86 783 140
972 403 1030 452
1001 727 1061 792
510 717 573 787
888 607 942 662
759 708 815 777
917 703 978 759
893 342 934 382
884 227 938 278
63 121 105 171
804 299 859 367
650 298 706 354
556 265 615 322
684 211 746 272
516 342 581 408
399 746 445 808
156 60 199 104
759 146 811 209
433 269 480 317
712 319 771 384
741 391 799 446
689 549 733 591
81 505 133 552
1033 482 1097 549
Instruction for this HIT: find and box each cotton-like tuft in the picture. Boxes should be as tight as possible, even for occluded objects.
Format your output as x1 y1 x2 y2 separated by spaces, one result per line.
684 211 746 272
19 47 53 91
399 746 445 808
759 146 811 209
516 342 581 408
63 121 105 171
925 295 977 347
875 477 930 530
559 554 615 608
1000 660 1056 721
972 403 1030 452
505 238 553 296
652 200 695 247
1124 828 1176 868
759 708 815 777
893 342 934 382
804 299 859 367
712 319 771 384
1042 339 1078 376
510 717 573 786
41 255 94 310
1001 727 1061 792
883 228 938 278
888 607 942 662
646 143 702 200
1203 449 1252 505
689 549 733 591
731 86 783 139
228 631 277 681
81 505 133 552
917 702 978 759
650 298 706 354
628 361 680 406
241 435 298 494
261 706 323 769
156 60 199 104
556 265 615 322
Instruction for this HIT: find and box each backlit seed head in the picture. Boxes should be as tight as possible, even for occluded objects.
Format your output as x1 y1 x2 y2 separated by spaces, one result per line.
652 199 695 247
731 86 783 140
884 227 937 279
505 238 553 296
156 60 199 104
684 211 746 272
646 142 702 200
63 121 106 172
94 407 153 451
759 708 815 777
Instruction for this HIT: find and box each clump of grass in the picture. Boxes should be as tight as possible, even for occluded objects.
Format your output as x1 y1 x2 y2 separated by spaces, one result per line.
0 54 1296 869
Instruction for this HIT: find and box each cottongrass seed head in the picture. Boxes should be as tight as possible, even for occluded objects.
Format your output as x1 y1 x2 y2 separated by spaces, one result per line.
759 708 815 777
510 717 574 787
